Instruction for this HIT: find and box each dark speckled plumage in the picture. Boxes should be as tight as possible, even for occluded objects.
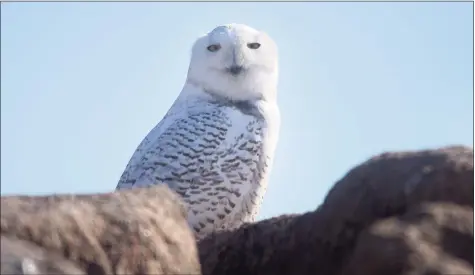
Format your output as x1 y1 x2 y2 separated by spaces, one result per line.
116 89 278 239
116 23 280 240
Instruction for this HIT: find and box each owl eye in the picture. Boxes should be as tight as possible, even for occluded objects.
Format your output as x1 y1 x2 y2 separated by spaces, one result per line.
207 44 221 52
247 42 261 49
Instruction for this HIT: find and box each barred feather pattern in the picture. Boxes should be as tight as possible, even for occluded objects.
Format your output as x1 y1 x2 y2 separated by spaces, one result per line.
116 91 278 239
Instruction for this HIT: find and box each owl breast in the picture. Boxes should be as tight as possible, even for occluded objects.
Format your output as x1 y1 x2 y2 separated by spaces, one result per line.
177 104 271 237
117 96 278 240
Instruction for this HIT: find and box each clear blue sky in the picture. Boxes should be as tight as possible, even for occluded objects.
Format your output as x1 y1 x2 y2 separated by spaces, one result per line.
1 2 473 220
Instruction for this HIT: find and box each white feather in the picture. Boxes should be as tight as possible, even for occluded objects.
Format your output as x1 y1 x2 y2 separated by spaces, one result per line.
116 23 280 239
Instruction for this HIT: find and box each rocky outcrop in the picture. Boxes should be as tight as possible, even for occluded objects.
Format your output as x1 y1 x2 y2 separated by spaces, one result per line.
1 185 201 275
1 145 472 275
198 145 473 275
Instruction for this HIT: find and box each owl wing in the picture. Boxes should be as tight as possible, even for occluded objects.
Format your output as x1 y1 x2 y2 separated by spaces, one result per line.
116 97 184 188
115 97 259 200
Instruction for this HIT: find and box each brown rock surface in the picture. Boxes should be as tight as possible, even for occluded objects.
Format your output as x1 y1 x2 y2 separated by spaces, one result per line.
340 202 473 275
1 145 472 275
321 145 473 246
1 235 85 274
198 145 474 275
1 185 201 275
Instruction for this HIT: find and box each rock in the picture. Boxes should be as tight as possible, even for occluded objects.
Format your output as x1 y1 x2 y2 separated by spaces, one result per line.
199 211 336 275
341 202 473 275
198 145 473 275
1 235 85 274
321 145 473 246
1 185 201 275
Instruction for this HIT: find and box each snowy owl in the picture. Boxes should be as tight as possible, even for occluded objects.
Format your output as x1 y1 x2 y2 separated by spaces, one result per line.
116 23 280 240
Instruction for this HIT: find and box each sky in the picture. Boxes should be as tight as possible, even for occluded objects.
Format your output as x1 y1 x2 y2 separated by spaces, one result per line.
1 2 473 220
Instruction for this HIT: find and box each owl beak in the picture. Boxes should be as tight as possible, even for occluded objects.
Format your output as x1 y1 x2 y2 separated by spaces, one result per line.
226 65 244 76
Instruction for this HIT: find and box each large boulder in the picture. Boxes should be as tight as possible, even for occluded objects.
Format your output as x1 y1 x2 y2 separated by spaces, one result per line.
1 185 201 275
320 145 473 246
198 145 473 275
